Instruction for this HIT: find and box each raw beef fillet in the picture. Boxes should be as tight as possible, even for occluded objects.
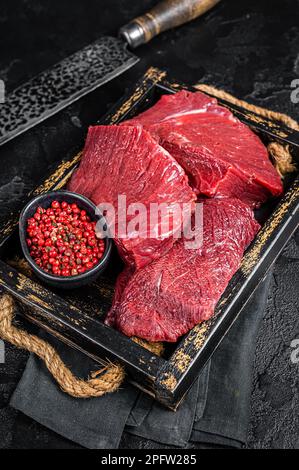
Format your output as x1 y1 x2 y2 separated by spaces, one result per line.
68 125 196 269
105 198 260 342
124 90 283 207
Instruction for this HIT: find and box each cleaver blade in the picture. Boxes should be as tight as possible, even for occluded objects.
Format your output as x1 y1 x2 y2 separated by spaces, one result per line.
0 37 138 147
0 0 221 147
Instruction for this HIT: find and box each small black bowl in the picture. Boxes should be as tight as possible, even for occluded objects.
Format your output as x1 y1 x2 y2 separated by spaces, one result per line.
19 190 112 289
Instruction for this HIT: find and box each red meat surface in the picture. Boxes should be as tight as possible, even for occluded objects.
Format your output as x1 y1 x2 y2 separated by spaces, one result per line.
124 90 283 207
105 198 260 342
68 125 196 269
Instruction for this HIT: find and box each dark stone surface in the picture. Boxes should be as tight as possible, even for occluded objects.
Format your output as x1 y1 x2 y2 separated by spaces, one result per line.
0 0 298 449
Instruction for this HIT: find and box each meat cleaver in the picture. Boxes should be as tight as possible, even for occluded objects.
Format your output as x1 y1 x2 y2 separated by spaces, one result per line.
0 0 220 147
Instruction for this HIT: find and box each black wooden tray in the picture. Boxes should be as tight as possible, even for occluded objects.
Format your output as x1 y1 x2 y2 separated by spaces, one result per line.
0 67 298 409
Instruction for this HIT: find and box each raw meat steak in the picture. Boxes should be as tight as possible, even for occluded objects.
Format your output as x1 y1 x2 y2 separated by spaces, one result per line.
105 198 260 342
124 90 283 207
68 125 196 269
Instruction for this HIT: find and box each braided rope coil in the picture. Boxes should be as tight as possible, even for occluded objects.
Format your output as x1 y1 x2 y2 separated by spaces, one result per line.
0 294 125 397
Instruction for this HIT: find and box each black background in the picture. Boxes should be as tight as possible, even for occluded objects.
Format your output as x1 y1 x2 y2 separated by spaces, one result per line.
0 0 298 449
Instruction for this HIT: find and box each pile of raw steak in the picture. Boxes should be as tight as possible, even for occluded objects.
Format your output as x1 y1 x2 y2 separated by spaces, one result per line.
69 90 283 342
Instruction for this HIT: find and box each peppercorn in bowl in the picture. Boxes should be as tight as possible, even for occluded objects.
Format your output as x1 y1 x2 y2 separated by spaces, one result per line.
19 190 112 289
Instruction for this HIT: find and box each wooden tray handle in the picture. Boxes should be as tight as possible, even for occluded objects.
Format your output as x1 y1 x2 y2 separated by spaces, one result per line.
119 0 221 48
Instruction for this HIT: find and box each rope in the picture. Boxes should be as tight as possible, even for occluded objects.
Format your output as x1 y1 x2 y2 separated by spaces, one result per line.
0 85 297 399
267 142 297 178
0 294 125 397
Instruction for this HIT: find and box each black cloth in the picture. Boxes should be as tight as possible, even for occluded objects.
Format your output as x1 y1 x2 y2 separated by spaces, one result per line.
10 272 272 449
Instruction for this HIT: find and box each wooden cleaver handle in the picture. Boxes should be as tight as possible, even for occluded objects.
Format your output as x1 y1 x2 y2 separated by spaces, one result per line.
119 0 221 48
